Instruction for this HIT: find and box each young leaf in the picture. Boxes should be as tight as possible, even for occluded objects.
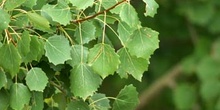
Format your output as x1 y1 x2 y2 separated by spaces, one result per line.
75 21 96 44
90 93 111 110
25 68 48 92
200 79 220 101
10 83 31 110
117 48 148 81
70 64 102 100
0 69 7 89
31 92 44 110
69 0 94 10
66 101 90 110
112 85 139 110
67 45 89 67
17 31 31 58
119 3 139 27
142 0 159 17
0 89 10 110
45 35 71 65
22 0 37 8
88 43 120 79
0 43 21 77
4 0 26 11
127 27 159 59
0 9 10 30
41 2 71 25
27 12 52 32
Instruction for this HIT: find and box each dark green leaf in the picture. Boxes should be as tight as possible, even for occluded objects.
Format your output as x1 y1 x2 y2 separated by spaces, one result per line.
31 92 44 110
0 43 21 77
45 35 71 65
0 69 7 89
10 83 31 110
70 64 102 100
112 85 139 110
0 9 10 30
53 93 66 110
66 101 90 110
142 0 159 17
17 31 31 58
90 93 110 110
0 89 10 110
88 43 120 79
4 0 26 11
25 68 48 92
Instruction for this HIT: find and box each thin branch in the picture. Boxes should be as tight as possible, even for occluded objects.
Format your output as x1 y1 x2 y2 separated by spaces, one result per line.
72 0 127 23
50 81 67 95
136 64 182 110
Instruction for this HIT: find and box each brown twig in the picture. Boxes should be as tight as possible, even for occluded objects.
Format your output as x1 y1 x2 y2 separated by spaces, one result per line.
136 64 182 110
72 0 127 23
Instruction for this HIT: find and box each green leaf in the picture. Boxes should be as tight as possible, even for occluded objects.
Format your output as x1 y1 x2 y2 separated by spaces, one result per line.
127 27 159 59
31 92 44 110
88 43 120 78
101 0 124 14
0 43 21 77
117 21 136 46
173 84 196 110
53 93 66 110
200 79 220 101
119 3 139 27
0 9 10 30
142 0 159 17
67 101 90 110
25 68 48 92
75 21 96 44
69 0 94 10
4 0 26 11
112 85 139 110
0 89 10 110
22 0 37 8
17 31 31 58
70 64 102 100
10 83 31 110
90 93 111 110
67 45 89 67
27 12 52 32
117 48 148 81
45 35 71 65
213 38 220 61
0 69 7 89
41 2 71 25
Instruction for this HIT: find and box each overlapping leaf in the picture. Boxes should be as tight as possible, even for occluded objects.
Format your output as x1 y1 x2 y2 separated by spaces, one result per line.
25 68 48 92
31 92 44 110
0 69 7 89
66 101 90 110
4 0 26 11
45 35 71 65
142 0 159 17
90 93 111 110
88 44 120 78
10 83 31 110
0 9 10 30
127 27 159 59
117 48 148 81
0 89 10 110
69 0 94 10
112 85 139 110
0 43 21 77
17 31 31 58
70 64 102 100
41 1 71 25
22 0 37 8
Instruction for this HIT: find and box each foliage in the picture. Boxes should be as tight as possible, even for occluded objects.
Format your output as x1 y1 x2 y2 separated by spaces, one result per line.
0 0 159 109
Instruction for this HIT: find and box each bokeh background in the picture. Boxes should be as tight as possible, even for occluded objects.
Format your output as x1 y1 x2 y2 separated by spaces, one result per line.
99 0 220 110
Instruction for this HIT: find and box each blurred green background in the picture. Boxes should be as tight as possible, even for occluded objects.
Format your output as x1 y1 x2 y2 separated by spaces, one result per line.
99 0 220 110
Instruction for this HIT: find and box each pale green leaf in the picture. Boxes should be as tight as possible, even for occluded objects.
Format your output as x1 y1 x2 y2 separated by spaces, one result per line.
31 92 44 110
67 45 89 67
200 79 220 101
75 21 96 44
117 48 148 81
4 0 26 11
69 0 94 10
70 64 102 100
0 43 21 77
119 3 139 27
66 101 90 110
10 83 31 110
112 85 139 110
0 69 7 89
41 2 71 25
117 21 136 46
173 84 196 110
22 0 37 8
27 12 53 32
142 0 159 17
0 89 10 110
45 35 71 65
0 9 10 30
88 43 120 78
17 31 31 58
90 93 111 110
25 68 48 92
127 27 159 59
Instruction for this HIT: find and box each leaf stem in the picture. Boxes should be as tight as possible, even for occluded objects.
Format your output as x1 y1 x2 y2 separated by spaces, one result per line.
59 26 74 45
102 11 106 44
